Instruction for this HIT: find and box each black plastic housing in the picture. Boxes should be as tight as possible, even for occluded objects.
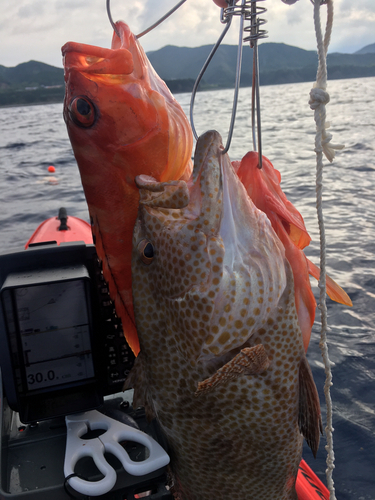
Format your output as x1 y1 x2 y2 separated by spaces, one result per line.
0 242 135 423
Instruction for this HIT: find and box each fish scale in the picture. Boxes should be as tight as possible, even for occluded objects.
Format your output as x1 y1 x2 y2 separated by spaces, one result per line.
128 130 322 499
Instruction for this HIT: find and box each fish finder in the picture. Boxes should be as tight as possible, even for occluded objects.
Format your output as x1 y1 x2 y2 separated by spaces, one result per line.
0 242 135 423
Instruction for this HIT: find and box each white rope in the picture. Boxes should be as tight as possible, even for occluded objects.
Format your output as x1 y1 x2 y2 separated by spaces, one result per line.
308 1 344 499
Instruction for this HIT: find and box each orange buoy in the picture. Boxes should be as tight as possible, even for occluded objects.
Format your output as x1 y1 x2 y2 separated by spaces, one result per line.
48 165 56 173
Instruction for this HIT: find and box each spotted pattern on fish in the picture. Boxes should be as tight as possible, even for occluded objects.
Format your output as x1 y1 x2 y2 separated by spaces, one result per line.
128 130 322 500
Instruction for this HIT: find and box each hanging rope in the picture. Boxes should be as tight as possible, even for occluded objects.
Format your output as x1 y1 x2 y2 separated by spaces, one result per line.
308 1 344 499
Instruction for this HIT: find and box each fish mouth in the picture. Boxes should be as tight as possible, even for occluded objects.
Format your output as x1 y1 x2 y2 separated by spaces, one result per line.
62 43 134 76
62 22 139 78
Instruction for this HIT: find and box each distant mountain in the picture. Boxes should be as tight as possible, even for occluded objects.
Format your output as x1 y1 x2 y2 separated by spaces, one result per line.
148 43 375 89
0 60 64 88
147 43 319 88
0 60 64 106
1 42 375 107
355 43 375 55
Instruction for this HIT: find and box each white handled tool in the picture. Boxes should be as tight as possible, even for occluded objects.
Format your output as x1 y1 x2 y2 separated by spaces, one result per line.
64 409 170 496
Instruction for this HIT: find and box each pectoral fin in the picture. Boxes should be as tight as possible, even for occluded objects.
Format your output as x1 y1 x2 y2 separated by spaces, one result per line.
195 344 270 396
298 356 323 457
307 259 352 306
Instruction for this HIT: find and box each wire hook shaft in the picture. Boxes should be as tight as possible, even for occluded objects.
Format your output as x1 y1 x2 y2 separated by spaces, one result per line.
190 17 234 151
106 0 120 38
106 0 188 39
189 0 267 161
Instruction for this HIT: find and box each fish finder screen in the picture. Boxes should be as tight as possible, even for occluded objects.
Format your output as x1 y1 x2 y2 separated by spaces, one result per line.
14 280 95 392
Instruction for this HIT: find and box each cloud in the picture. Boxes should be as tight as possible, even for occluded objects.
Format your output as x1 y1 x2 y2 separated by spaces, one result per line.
330 1 375 52
286 8 303 26
0 0 374 68
18 1 45 19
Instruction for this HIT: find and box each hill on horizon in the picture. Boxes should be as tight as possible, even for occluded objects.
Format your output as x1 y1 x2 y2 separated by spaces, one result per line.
0 60 63 87
1 40 375 106
355 43 375 55
147 42 318 87
147 42 375 87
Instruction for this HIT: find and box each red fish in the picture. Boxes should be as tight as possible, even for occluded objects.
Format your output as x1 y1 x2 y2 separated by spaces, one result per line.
62 22 193 355
235 152 352 351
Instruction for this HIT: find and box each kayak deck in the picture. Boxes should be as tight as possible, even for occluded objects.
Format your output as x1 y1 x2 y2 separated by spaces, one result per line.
25 208 93 248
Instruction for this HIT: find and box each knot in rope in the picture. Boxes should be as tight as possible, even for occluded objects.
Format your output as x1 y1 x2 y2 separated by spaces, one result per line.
309 87 330 110
309 85 343 163
314 122 344 162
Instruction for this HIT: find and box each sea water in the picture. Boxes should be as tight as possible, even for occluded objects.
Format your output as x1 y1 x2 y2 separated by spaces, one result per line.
0 77 374 499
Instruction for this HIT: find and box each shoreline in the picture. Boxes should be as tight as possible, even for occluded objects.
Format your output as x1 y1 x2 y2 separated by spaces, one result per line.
0 99 64 109
1 74 374 109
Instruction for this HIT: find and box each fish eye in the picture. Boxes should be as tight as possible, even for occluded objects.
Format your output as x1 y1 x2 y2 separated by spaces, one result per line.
138 239 154 265
69 96 96 128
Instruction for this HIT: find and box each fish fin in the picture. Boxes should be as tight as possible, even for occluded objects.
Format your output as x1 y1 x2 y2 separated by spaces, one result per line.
123 352 155 420
236 151 311 250
264 193 311 249
195 344 270 396
307 259 353 307
271 217 316 352
298 356 323 457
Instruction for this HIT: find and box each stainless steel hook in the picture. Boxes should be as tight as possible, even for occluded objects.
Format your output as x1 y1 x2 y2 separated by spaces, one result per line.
189 0 267 164
106 0 188 40
106 0 120 38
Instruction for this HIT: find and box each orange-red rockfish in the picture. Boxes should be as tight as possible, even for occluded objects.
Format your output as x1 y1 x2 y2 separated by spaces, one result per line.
235 152 352 352
62 22 193 355
128 130 322 500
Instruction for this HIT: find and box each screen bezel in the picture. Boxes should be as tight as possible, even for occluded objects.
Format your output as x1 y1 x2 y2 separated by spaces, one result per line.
0 243 105 423
4 277 95 396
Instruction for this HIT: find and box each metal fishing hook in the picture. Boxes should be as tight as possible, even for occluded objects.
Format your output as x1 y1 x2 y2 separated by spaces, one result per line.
246 0 267 168
106 0 188 40
106 0 120 38
189 14 234 152
189 0 267 164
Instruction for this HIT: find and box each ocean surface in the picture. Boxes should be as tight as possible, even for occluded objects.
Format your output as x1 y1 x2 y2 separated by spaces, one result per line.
1 76 375 498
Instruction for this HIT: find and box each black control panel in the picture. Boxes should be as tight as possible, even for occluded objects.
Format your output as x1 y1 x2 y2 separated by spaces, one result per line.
0 242 135 423
92 257 135 394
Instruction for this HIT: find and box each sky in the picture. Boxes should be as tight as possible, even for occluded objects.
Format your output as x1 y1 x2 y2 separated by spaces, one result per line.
0 0 374 68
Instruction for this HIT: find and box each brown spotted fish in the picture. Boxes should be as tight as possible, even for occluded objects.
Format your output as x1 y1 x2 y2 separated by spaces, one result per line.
128 130 322 500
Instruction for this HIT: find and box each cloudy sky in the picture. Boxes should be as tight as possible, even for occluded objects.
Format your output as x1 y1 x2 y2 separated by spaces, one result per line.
0 0 374 68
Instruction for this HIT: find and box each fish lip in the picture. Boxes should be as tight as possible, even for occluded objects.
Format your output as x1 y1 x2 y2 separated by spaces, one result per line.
61 22 133 58
192 130 224 184
62 22 137 78
62 43 134 77
62 41 115 59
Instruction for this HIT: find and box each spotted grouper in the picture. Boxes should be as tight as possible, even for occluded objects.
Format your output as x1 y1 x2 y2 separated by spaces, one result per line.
128 130 322 499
